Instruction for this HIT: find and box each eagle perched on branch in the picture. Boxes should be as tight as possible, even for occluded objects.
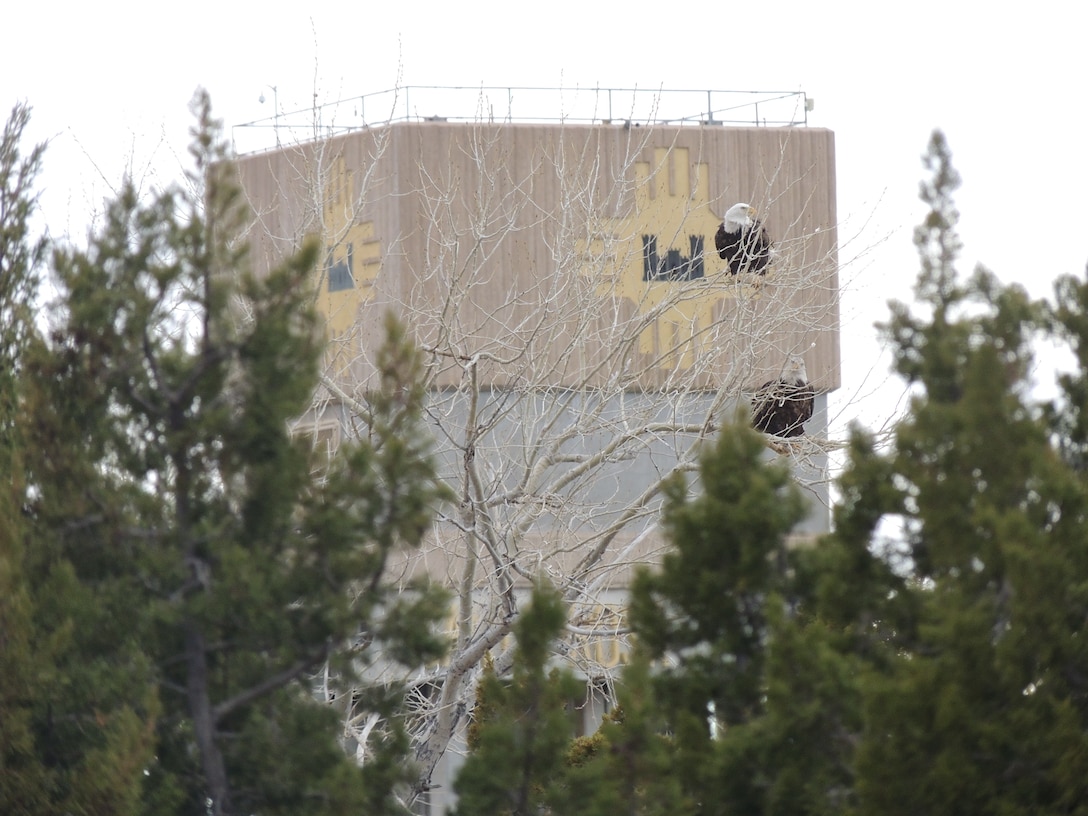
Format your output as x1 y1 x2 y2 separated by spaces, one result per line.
751 354 815 438
715 202 773 275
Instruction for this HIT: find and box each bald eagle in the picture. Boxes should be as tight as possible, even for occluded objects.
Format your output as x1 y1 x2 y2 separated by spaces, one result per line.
715 202 773 275
751 354 814 438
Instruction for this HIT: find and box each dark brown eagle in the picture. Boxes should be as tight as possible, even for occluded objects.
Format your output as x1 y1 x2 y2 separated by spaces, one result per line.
751 354 815 438
714 202 773 275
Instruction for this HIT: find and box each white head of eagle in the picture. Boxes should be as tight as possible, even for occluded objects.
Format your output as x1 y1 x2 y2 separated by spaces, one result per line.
722 202 755 233
751 353 815 438
715 202 773 275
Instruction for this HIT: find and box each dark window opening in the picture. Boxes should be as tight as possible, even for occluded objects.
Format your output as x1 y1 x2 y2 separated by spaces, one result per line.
642 234 704 281
327 243 355 291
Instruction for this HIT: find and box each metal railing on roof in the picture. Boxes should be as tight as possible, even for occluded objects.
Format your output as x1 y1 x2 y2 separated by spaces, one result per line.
232 85 812 155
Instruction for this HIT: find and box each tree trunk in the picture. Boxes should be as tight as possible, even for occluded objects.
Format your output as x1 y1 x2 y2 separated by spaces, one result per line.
185 619 232 815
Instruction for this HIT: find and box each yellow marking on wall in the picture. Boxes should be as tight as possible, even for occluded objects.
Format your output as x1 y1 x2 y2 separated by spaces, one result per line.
313 156 380 337
575 146 738 370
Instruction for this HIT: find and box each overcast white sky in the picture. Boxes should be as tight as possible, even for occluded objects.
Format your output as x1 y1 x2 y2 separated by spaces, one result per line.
4 1 1086 437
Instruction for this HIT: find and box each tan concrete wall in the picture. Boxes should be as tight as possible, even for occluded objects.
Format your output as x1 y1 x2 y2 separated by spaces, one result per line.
237 121 839 394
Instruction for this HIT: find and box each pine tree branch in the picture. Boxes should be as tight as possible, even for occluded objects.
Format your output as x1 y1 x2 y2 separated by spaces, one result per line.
211 640 335 724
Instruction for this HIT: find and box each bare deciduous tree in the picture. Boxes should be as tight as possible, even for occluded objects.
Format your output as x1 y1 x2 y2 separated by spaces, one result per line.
236 87 845 808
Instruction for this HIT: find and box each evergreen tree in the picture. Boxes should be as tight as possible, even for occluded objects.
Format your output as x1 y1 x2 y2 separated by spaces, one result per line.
2 101 161 815
1048 261 1088 472
828 131 1088 815
12 91 451 816
455 424 862 816
0 100 58 814
625 424 807 803
624 423 862 816
560 653 691 816
450 581 585 816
